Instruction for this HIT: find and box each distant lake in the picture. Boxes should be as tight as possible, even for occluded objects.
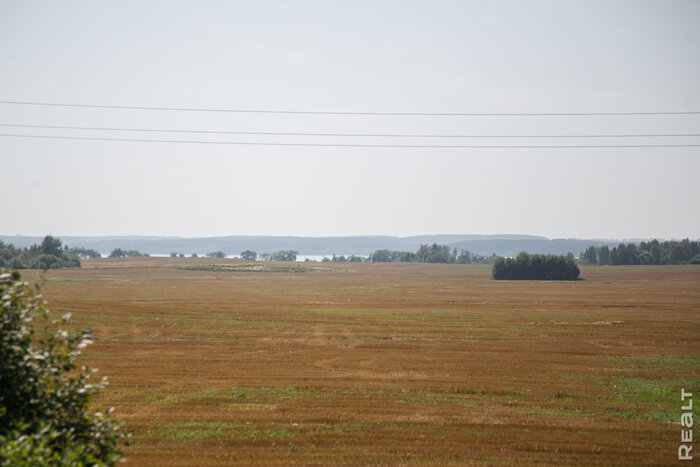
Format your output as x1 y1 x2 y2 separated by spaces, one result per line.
111 253 365 262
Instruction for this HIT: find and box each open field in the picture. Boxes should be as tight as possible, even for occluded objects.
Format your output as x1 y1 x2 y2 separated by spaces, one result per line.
22 258 700 465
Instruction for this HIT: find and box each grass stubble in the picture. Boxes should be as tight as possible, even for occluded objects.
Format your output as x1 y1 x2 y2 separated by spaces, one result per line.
23 258 700 465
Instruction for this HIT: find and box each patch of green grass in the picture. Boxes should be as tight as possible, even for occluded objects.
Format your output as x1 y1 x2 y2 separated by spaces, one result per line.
153 421 235 440
558 372 607 384
200 389 223 399
141 388 197 405
149 420 299 441
615 377 681 406
607 377 698 423
251 428 296 440
182 264 312 273
302 307 399 318
309 425 346 437
229 386 318 402
224 402 276 410
601 355 700 370
517 405 593 418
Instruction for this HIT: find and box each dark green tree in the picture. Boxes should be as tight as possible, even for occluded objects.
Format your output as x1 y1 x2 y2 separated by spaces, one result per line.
456 250 472 264
270 250 298 261
415 244 455 263
240 250 257 261
40 236 62 256
597 245 610 265
109 248 126 259
580 246 597 265
64 247 101 259
370 249 392 262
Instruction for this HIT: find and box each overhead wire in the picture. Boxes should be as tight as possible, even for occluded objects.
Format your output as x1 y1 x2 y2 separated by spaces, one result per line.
2 99 698 148
1 133 699 148
1 100 699 116
0 123 698 139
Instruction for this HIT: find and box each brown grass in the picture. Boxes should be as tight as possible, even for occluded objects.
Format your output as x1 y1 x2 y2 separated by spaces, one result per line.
23 259 700 465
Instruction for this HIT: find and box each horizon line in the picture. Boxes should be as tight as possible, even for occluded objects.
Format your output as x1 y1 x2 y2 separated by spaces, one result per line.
2 233 696 242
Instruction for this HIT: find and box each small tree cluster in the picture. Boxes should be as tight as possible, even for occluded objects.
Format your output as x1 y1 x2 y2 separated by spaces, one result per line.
369 249 415 262
63 247 101 259
0 271 127 465
261 250 298 262
492 252 580 280
0 237 80 270
240 250 257 261
455 249 498 265
328 254 366 263
109 248 148 258
206 251 226 259
415 244 454 263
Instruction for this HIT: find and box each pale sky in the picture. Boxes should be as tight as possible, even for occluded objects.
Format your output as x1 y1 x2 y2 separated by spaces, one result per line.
1 1 699 239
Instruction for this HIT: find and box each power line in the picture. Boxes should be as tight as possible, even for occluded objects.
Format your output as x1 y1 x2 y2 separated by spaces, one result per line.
2 133 699 148
1 100 699 116
1 123 699 139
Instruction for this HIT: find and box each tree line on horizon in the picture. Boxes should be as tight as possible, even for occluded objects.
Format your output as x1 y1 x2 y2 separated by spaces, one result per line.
368 243 499 264
0 236 81 269
580 239 700 265
4 236 700 271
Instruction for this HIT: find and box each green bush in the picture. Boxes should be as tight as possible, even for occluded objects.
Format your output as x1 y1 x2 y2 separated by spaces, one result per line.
109 248 147 258
240 250 257 261
492 252 580 281
0 271 127 465
269 250 298 262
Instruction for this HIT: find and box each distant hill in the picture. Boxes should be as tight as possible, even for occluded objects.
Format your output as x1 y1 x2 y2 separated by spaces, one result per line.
0 234 639 257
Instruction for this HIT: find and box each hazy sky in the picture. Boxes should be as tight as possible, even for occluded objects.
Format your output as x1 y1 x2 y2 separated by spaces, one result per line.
1 1 699 239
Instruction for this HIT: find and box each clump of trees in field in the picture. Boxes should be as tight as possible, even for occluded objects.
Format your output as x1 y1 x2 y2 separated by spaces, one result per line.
326 254 365 262
260 250 299 262
580 239 700 265
109 248 148 258
207 251 226 258
369 243 497 264
0 236 80 269
369 249 414 262
492 252 580 280
240 250 257 261
0 271 127 464
64 246 101 259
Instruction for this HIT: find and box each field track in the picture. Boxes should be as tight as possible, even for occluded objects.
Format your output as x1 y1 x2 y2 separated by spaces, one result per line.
24 258 700 465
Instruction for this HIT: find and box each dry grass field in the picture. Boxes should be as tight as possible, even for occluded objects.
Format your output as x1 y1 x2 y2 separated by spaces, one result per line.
22 258 700 465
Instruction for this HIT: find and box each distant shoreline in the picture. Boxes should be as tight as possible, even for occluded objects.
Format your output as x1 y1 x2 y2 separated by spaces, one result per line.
3 234 690 258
